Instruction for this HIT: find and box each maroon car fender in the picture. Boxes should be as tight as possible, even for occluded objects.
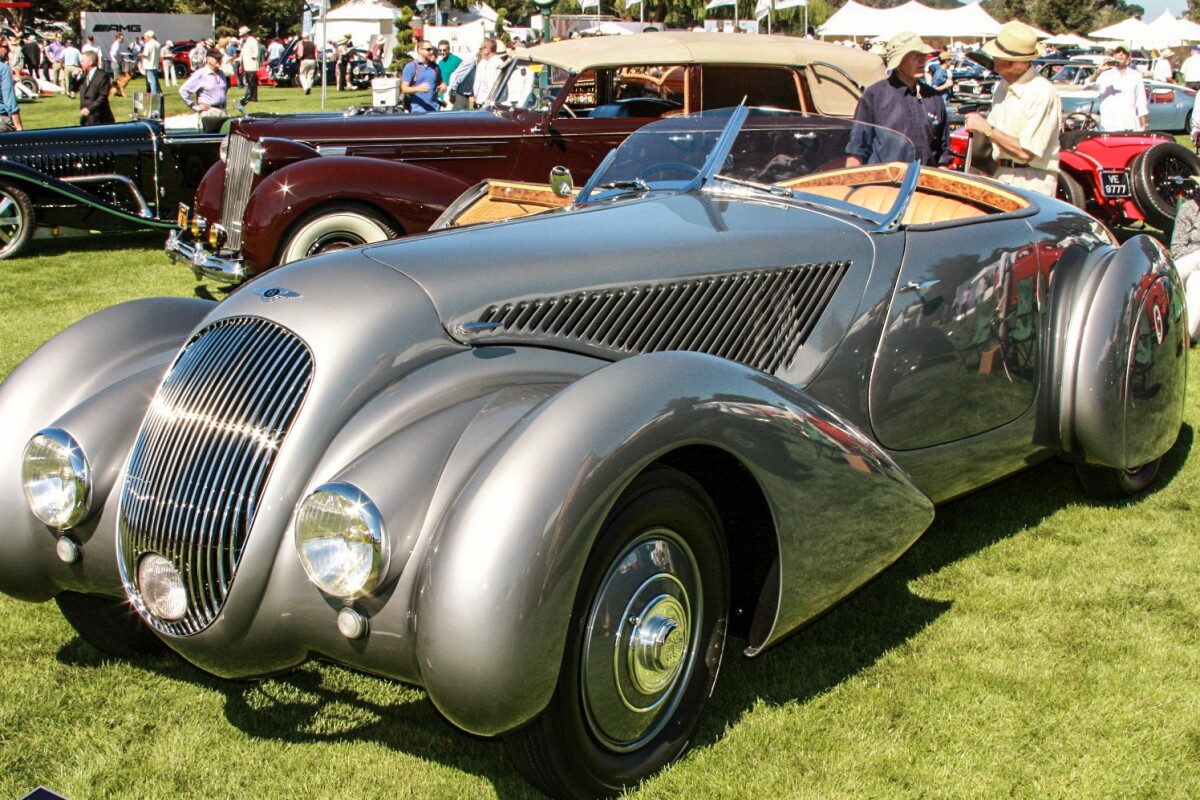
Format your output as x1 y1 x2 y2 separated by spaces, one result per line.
238 156 474 270
192 160 227 221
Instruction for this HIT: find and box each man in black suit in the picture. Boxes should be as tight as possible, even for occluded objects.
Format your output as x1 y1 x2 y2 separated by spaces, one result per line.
78 51 115 126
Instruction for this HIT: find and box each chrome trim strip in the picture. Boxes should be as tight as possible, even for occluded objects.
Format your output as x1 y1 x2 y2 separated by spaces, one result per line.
61 173 153 218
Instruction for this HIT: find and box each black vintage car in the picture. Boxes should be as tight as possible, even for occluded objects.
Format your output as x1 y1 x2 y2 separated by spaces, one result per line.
0 116 224 259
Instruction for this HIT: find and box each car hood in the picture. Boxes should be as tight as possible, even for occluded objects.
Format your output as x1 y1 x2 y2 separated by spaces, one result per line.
0 119 158 151
360 190 877 368
229 108 526 144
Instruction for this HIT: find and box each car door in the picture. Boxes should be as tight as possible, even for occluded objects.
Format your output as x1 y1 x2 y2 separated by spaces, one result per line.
870 220 1047 451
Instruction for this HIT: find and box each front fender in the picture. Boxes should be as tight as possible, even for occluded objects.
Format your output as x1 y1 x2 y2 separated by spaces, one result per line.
0 298 214 601
0 160 173 229
239 157 473 270
414 351 933 736
1064 235 1186 468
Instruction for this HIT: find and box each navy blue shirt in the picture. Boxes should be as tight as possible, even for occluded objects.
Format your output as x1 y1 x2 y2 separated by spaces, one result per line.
846 72 949 167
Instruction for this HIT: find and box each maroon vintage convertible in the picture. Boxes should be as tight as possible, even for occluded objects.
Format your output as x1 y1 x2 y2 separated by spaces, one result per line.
166 31 883 283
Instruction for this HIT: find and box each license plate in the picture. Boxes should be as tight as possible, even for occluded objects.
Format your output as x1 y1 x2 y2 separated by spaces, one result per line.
177 203 189 228
1101 172 1130 198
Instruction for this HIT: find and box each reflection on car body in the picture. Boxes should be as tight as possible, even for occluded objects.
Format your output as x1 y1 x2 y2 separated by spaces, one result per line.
0 108 1186 800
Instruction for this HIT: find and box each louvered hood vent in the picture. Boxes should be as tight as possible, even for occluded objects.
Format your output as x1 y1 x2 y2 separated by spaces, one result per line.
10 151 119 179
117 317 314 636
473 262 850 375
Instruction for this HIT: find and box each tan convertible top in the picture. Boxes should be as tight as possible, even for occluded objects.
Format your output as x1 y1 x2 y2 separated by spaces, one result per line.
521 31 885 88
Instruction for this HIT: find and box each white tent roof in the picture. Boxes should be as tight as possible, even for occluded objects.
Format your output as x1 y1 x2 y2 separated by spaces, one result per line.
1043 33 1099 48
1090 17 1151 42
1145 11 1200 45
326 0 403 21
818 0 1002 39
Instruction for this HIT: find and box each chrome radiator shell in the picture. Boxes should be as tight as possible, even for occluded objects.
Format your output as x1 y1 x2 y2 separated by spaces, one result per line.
117 317 313 636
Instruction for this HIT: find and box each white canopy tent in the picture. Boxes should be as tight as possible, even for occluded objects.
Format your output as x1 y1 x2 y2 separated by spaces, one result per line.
1144 11 1200 45
1043 32 1100 48
324 0 400 63
818 0 1003 40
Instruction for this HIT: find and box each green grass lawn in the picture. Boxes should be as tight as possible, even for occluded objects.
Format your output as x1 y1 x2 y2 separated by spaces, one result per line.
16 82 376 130
1 90 1198 798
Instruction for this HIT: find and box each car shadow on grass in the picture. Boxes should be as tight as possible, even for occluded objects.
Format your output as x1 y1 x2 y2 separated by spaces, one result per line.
696 421 1193 746
22 230 168 258
50 426 1194 798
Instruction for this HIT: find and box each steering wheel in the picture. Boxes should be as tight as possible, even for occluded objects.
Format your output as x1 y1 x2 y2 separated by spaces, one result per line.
1063 111 1099 132
638 162 701 182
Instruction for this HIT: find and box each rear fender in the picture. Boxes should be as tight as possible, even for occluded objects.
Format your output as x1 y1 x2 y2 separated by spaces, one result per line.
0 298 215 601
239 157 473 268
1060 235 1186 467
413 350 934 736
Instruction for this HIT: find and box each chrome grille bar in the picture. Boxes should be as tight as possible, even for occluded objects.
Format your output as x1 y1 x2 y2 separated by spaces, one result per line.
220 134 255 251
118 318 313 636
475 262 850 375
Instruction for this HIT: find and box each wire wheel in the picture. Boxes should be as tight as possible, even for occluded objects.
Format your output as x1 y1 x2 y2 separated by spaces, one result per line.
504 466 728 799
0 182 35 260
1130 142 1200 231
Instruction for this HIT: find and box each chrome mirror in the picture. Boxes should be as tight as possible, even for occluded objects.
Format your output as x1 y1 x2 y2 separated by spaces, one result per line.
550 166 573 198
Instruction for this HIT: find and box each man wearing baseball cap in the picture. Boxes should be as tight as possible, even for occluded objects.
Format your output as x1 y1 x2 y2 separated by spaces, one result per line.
963 21 1060 196
1180 45 1200 91
846 31 949 167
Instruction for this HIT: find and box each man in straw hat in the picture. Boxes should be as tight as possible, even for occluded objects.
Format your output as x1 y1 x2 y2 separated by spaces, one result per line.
1086 44 1147 132
963 21 1060 196
237 25 261 106
846 32 949 167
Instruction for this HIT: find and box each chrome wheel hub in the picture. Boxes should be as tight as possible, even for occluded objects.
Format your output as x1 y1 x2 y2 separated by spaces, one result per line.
581 529 701 752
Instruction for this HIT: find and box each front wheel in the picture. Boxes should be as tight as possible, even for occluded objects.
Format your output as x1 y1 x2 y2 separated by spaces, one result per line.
277 204 398 265
0 181 35 259
1074 458 1162 500
55 591 166 659
504 466 728 799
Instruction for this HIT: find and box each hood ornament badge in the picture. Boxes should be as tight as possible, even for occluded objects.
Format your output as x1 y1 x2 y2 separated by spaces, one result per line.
255 287 302 302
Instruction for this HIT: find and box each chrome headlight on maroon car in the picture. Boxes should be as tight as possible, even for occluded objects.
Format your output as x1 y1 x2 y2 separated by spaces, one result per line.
296 482 389 597
21 428 90 530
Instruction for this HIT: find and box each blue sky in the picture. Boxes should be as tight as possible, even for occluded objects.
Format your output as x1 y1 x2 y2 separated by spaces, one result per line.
1138 0 1189 22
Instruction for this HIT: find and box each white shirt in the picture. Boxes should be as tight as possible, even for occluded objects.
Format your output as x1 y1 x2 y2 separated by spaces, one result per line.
1181 53 1200 83
987 67 1061 174
473 54 503 105
1092 66 1148 131
1152 57 1173 83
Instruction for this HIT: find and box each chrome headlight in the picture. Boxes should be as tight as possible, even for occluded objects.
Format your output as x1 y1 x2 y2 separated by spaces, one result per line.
21 428 91 529
296 483 387 597
137 553 187 621
249 141 266 175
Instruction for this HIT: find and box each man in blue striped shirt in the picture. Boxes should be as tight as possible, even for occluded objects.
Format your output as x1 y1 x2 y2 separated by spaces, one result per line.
0 38 24 132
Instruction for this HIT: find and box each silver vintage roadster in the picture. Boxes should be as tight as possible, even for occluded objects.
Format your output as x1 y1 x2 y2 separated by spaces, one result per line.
0 108 1187 799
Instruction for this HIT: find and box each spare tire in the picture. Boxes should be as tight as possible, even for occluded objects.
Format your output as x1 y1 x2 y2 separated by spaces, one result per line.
1130 142 1200 232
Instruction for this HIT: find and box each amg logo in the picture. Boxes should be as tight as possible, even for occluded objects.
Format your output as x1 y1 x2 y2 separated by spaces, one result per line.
92 24 142 33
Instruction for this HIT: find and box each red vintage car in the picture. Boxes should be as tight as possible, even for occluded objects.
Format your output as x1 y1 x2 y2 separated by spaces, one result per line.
948 120 1200 231
166 32 883 282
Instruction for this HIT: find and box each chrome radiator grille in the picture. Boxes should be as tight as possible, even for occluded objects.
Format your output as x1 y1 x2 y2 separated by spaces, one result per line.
475 262 850 375
118 318 313 636
220 134 255 251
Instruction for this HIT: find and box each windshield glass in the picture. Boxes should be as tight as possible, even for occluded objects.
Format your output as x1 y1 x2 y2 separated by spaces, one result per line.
491 59 566 111
582 109 917 211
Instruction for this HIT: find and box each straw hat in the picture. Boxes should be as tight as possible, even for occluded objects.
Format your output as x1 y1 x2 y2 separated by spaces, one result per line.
884 31 933 71
238 26 251 37
982 21 1039 62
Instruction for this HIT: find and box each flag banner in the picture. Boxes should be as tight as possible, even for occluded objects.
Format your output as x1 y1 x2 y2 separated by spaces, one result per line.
754 0 771 19
580 0 600 9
